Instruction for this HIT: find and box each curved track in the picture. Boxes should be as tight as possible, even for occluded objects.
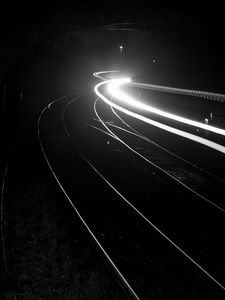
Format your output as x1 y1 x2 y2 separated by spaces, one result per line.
37 71 225 298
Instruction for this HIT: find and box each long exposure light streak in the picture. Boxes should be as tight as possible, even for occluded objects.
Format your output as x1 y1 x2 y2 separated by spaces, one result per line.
94 77 225 154
107 78 225 137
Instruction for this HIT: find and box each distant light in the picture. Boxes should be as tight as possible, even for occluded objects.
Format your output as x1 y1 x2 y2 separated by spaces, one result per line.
153 59 156 63
204 118 209 125
119 45 123 54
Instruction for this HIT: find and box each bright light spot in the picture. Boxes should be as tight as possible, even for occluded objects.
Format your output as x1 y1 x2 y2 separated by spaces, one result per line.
119 45 123 54
107 78 131 98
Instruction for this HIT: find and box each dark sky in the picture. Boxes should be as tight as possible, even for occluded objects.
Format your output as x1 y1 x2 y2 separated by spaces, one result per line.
1 2 223 31
0 1 224 83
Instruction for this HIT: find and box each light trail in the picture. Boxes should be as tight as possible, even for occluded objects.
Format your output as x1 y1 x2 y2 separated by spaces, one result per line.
94 76 225 154
93 70 119 81
107 78 225 137
129 81 225 103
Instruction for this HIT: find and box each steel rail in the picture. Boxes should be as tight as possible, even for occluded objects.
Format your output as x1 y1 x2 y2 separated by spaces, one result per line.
92 96 225 293
1 164 8 273
38 94 140 300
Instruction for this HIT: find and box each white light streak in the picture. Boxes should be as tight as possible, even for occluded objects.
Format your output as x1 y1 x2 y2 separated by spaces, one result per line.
107 79 225 137
94 77 225 154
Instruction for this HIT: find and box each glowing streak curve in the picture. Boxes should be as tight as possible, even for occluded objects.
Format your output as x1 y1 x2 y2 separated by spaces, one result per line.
94 78 225 154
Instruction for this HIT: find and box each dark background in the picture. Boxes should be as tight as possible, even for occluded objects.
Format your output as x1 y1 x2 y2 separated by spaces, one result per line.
1 2 225 299
1 1 225 84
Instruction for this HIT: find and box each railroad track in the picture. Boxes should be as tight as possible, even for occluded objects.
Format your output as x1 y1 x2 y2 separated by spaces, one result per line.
60 95 225 297
92 98 225 214
38 73 225 298
62 95 225 295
